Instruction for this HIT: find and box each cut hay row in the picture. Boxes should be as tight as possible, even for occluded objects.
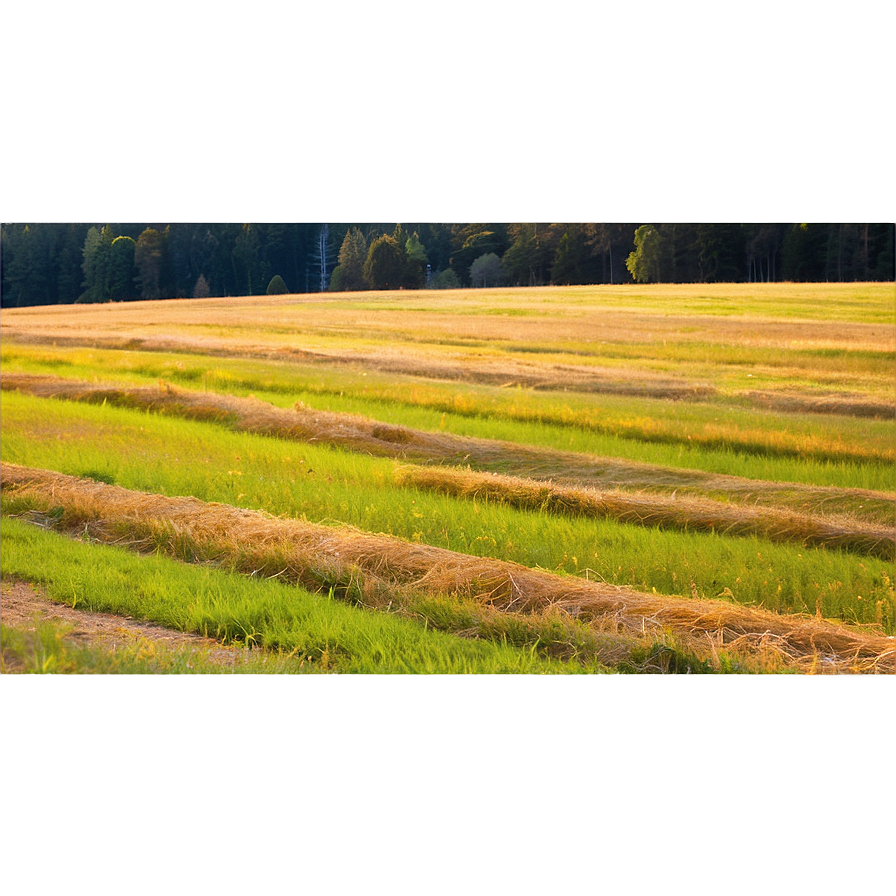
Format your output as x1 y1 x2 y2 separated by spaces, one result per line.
396 466 895 560
2 463 892 673
3 373 893 530
745 390 895 420
3 330 893 420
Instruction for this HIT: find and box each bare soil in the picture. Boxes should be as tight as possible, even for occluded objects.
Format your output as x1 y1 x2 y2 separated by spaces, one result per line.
0 578 252 671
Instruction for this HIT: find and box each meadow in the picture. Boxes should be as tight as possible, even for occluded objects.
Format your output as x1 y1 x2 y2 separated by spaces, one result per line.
1 283 894 673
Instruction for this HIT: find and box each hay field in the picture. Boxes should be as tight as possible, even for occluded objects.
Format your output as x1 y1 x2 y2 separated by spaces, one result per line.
1 283 894 673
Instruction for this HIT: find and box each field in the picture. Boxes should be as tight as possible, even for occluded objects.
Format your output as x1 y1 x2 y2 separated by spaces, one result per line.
1 282 894 673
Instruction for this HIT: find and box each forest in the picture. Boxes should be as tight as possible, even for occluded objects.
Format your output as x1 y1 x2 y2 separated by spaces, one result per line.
1 222 893 307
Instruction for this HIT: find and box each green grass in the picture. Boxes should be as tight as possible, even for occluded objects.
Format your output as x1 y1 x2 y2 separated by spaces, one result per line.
2 344 893 490
0 517 588 674
3 391 893 631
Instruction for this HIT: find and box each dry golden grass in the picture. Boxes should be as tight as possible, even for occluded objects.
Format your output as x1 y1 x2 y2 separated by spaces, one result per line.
745 391 894 420
2 283 893 413
3 462 893 673
5 372 892 532
2 329 893 416
3 284 893 352
396 466 895 560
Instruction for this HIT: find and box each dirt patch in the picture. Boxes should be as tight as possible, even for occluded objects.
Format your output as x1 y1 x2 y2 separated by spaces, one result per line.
0 578 252 670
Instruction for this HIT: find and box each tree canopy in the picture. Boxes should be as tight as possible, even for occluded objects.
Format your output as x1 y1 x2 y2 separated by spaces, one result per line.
2 222 892 307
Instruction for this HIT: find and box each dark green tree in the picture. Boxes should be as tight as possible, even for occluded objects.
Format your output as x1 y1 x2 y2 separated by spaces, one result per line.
134 227 167 300
781 224 828 281
870 224 895 280
1 225 43 305
233 224 268 295
502 224 540 286
363 235 406 289
108 236 136 301
266 274 288 294
470 253 503 287
450 224 509 285
79 225 117 302
56 224 87 303
693 224 743 282
550 225 590 284
743 224 785 282
333 227 368 291
403 231 428 288
432 268 461 289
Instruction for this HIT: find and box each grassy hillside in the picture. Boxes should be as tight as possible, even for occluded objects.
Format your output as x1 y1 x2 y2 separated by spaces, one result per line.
2 283 893 672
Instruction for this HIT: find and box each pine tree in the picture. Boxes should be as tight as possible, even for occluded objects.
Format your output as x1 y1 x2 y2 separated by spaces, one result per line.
109 236 136 300
266 274 288 294
336 227 369 291
134 228 167 300
193 274 211 298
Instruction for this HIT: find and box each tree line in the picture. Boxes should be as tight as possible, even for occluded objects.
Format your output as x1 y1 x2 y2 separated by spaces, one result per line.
1 222 892 307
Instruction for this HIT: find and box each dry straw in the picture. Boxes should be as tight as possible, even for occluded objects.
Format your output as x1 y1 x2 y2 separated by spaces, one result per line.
2 462 893 673
2 325 893 418
396 466 895 560
4 373 893 556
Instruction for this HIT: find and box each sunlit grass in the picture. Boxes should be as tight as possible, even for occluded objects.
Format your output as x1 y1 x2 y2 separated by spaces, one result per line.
3 392 893 631
2 344 892 489
0 517 583 674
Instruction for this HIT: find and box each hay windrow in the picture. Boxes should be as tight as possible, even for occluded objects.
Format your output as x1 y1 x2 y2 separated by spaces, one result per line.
746 391 895 421
2 326 893 419
3 372 893 530
2 463 893 673
396 466 896 560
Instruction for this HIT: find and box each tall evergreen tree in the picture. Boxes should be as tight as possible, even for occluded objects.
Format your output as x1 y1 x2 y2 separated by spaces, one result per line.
403 231 428 288
233 224 268 295
56 224 87 303
79 225 117 303
781 224 828 281
693 224 743 282
134 227 168 300
502 224 541 286
550 225 590 284
108 235 137 301
334 227 369 291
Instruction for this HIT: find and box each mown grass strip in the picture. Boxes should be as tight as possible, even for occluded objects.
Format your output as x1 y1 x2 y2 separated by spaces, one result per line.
5 336 892 466
0 516 587 674
396 466 895 560
3 464 892 672
3 344 892 492
2 389 893 629
4 372 893 531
